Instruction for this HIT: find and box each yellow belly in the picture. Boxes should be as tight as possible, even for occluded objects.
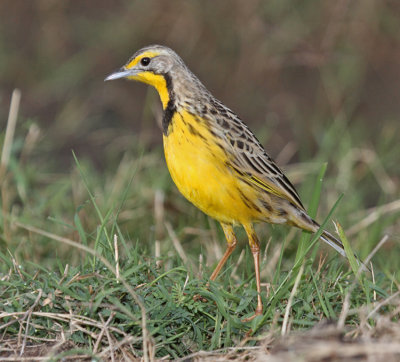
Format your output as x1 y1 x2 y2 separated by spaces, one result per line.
163 110 260 224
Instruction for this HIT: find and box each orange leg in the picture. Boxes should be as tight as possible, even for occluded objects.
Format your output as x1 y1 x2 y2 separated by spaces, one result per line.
242 223 263 321
210 223 237 281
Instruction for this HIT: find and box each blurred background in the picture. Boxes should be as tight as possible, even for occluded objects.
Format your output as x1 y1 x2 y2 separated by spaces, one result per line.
0 0 399 266
2 0 399 166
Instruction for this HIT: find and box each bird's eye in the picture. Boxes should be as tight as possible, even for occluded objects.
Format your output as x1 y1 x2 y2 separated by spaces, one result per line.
140 57 151 66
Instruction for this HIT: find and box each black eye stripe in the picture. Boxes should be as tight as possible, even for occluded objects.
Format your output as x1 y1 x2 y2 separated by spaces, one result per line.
140 57 151 66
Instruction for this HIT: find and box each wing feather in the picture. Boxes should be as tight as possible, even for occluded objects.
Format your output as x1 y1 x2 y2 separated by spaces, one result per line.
205 98 304 210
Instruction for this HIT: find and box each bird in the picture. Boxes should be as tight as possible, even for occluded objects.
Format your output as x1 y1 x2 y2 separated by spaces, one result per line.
105 45 349 320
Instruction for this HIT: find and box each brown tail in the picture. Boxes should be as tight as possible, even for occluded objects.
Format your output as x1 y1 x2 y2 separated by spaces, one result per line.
319 229 346 257
294 210 346 257
318 226 368 271
293 209 366 269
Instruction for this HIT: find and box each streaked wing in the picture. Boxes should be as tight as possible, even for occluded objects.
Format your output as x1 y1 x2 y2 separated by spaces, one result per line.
207 98 305 210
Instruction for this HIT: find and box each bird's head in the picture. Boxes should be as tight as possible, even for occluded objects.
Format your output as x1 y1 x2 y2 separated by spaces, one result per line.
105 45 187 107
105 45 181 82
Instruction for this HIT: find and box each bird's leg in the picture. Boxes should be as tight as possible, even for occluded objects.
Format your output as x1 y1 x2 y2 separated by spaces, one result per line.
210 223 237 281
243 223 263 321
194 223 236 302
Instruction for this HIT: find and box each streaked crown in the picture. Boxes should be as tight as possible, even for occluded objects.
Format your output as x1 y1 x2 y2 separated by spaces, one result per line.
105 45 209 108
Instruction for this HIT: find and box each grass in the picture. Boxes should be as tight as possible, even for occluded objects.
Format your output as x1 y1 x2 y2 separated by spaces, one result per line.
0 90 399 360
1 2 399 359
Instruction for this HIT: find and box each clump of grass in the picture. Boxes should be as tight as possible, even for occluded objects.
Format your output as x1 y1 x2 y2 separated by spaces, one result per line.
1 97 399 359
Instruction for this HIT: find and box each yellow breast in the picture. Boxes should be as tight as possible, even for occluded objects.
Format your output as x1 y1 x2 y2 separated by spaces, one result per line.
163 110 261 224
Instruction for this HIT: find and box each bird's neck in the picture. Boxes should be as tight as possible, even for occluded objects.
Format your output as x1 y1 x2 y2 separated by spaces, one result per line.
135 71 173 109
139 71 177 135
148 72 175 110
153 72 176 135
153 77 171 109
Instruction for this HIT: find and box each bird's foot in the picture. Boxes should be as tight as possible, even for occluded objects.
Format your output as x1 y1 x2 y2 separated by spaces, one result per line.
242 307 263 322
193 294 208 303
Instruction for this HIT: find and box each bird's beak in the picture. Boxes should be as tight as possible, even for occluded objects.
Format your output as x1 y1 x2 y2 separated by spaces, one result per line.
104 67 139 81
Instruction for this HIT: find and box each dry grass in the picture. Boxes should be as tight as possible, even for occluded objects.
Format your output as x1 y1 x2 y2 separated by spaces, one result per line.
1 2 400 360
2 309 400 361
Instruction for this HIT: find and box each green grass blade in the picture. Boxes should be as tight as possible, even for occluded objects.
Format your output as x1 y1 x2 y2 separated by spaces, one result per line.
295 163 327 264
336 223 361 281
